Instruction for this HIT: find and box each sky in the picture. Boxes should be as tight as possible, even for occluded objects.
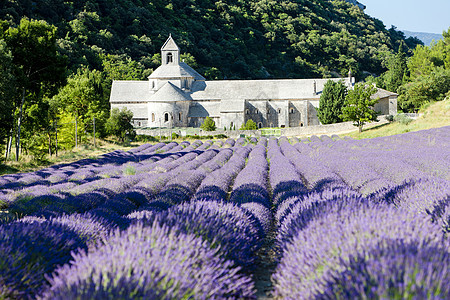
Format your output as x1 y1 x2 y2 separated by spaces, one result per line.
362 0 450 34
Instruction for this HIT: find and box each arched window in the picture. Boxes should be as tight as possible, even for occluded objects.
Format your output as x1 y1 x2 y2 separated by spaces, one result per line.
289 108 294 114
164 113 169 122
245 109 250 115
167 52 173 64
152 113 155 122
277 108 281 114
258 122 263 129
179 112 182 121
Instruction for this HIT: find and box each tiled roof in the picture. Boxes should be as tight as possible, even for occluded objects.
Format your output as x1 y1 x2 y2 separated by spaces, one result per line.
149 82 192 102
148 62 205 80
110 81 151 102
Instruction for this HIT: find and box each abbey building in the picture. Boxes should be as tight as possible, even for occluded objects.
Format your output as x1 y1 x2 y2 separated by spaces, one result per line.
110 35 397 129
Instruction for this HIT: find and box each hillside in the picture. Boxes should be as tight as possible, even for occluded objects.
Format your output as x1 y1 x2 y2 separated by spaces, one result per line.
403 30 443 46
0 0 421 80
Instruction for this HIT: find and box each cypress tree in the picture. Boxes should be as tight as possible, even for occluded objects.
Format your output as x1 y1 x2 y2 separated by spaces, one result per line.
317 80 348 124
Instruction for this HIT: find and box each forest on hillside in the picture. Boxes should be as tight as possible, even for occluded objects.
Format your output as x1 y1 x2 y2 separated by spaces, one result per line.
1 0 422 79
1 0 449 161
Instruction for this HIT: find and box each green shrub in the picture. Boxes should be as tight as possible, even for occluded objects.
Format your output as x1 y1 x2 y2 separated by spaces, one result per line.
394 113 413 125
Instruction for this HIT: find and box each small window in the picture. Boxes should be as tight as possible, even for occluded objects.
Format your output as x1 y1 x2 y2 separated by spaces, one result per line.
164 113 169 122
152 113 155 122
258 122 262 129
245 109 250 115
290 108 294 114
138 122 141 126
277 108 281 114
152 81 155 89
167 52 173 64
179 112 182 121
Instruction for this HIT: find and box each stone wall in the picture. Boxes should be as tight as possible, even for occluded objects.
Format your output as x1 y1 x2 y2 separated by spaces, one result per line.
136 119 388 139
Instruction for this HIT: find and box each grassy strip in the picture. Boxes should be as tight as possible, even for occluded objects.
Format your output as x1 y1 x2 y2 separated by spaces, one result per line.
0 140 145 176
343 99 450 140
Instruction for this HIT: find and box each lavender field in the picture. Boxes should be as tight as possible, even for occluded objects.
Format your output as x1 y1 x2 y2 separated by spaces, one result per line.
1 127 449 299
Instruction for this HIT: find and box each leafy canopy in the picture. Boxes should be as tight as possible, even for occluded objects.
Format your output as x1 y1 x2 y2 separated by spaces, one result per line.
341 83 379 133
105 108 135 143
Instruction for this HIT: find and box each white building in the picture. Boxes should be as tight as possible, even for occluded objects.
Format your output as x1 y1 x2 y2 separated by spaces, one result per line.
110 35 397 129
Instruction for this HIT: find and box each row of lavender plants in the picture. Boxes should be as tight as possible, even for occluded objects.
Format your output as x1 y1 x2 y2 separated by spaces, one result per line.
1 126 449 299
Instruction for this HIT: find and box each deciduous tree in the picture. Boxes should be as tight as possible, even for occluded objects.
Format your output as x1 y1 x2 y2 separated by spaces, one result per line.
341 83 378 133
105 108 135 143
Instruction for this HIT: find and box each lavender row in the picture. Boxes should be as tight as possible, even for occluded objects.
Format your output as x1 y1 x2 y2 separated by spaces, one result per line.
272 202 449 299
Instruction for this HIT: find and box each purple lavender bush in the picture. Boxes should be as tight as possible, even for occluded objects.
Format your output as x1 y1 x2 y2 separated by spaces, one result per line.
0 220 87 299
128 200 263 268
272 204 447 299
40 221 256 299
320 240 449 299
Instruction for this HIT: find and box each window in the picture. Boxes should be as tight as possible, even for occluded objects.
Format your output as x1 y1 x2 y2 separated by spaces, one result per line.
277 108 281 114
152 81 155 89
179 112 182 121
245 109 250 115
258 122 262 129
290 108 294 114
164 113 169 122
167 52 173 64
152 113 155 122
138 122 141 127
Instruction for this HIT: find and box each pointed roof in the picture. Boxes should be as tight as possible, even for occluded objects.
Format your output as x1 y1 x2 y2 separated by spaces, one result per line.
149 82 192 102
148 62 205 80
161 34 179 51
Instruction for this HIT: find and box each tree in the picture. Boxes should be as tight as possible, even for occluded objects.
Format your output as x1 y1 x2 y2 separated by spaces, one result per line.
383 44 407 93
51 68 109 140
200 116 216 131
105 108 135 143
2 18 66 161
0 40 16 159
341 83 379 133
240 119 257 130
317 80 347 124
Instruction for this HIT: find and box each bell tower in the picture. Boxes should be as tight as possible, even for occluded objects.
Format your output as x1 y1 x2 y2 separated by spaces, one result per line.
161 34 180 66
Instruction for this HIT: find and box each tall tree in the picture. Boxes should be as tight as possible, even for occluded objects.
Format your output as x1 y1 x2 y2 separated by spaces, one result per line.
384 44 407 93
2 18 66 160
317 80 348 124
341 83 378 133
0 39 16 159
50 67 109 143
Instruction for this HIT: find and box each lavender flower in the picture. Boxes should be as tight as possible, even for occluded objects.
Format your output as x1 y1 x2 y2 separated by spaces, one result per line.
272 204 446 299
0 220 87 298
321 240 449 299
40 221 256 299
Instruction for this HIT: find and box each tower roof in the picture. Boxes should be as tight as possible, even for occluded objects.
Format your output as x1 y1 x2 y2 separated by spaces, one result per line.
161 34 179 51
148 62 205 81
149 81 192 102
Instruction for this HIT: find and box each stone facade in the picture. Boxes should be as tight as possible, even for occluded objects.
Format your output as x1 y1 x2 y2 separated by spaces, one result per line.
110 35 396 129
